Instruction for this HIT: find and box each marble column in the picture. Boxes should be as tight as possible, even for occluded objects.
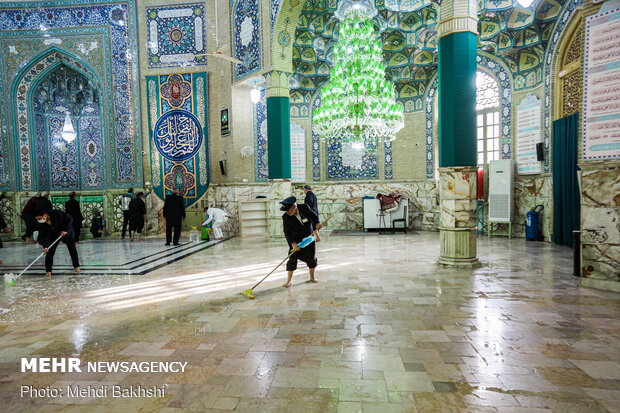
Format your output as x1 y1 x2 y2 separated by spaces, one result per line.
438 167 479 266
265 71 293 239
579 162 620 292
437 0 479 266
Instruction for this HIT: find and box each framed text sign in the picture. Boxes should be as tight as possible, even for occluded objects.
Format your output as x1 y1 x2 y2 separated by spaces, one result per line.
516 94 543 174
583 5 620 160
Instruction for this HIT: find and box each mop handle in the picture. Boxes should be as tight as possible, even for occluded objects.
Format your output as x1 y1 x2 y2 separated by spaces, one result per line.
250 249 296 291
16 234 64 278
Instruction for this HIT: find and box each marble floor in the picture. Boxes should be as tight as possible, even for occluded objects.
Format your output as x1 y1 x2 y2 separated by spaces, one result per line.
0 232 619 412
0 238 225 276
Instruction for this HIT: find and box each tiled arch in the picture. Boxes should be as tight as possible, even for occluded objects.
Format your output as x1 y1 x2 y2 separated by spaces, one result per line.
13 49 105 190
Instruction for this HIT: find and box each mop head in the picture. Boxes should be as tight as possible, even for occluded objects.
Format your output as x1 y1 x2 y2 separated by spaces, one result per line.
298 235 315 249
3 273 17 286
243 289 255 299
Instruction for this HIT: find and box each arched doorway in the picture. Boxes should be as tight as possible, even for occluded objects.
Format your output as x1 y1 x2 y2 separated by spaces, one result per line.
32 64 105 190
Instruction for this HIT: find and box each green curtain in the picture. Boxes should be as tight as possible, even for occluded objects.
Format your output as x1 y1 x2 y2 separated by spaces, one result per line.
552 113 580 247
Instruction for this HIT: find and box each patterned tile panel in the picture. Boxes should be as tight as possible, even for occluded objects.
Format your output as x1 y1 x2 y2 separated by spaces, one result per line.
146 73 209 208
146 3 206 68
0 1 141 189
233 0 262 80
253 88 268 182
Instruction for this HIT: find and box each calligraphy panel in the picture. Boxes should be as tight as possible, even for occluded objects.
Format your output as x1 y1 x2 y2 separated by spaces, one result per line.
583 5 620 161
146 73 209 207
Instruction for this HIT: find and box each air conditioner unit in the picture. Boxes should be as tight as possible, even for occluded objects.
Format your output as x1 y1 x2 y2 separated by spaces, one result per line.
488 159 513 223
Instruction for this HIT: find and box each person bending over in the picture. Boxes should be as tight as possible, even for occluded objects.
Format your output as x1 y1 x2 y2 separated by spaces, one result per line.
280 196 323 288
90 211 105 239
202 206 228 240
34 209 82 278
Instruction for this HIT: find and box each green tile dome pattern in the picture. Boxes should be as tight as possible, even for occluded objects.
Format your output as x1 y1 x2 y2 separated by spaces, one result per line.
290 0 567 111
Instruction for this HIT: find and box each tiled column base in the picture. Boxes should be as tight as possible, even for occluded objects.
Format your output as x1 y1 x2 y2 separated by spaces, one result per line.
438 166 479 267
269 179 291 239
439 228 478 267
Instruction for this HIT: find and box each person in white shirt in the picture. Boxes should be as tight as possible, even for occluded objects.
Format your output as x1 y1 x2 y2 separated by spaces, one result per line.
202 207 228 240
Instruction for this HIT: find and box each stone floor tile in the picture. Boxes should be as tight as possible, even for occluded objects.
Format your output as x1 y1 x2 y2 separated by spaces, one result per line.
339 378 389 403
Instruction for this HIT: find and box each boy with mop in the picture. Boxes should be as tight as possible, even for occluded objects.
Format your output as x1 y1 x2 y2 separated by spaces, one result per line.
280 196 323 288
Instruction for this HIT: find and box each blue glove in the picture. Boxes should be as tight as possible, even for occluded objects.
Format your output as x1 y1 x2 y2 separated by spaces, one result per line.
298 235 315 249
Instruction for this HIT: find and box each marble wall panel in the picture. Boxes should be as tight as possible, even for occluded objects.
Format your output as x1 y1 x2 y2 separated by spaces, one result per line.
513 175 553 240
581 168 620 207
580 164 620 285
582 243 620 282
203 181 439 236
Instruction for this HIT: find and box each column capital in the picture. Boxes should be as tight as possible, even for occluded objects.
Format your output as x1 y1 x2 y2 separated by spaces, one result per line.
438 0 478 39
265 70 292 98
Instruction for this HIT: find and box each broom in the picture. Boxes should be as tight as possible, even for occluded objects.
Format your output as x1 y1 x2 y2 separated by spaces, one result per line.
3 234 64 286
243 235 315 299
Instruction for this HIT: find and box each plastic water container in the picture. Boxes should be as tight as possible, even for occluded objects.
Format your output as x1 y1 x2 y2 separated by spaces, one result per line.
189 227 200 243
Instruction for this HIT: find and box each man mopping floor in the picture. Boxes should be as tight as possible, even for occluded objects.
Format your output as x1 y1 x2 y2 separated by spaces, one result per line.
280 196 323 288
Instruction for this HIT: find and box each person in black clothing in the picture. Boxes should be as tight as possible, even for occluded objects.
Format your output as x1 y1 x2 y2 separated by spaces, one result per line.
119 188 135 239
280 196 323 288
303 184 321 241
34 192 52 212
20 193 39 243
90 211 105 238
64 192 84 243
34 209 82 278
128 192 146 242
163 189 186 246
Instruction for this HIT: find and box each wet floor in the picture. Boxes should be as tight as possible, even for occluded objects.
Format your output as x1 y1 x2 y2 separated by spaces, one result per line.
0 233 619 412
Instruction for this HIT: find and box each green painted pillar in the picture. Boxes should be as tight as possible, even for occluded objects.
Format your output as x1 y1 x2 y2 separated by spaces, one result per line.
438 32 477 167
437 0 480 267
266 71 292 179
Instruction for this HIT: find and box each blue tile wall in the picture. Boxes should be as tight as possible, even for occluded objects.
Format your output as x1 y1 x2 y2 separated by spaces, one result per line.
253 88 268 181
0 0 142 191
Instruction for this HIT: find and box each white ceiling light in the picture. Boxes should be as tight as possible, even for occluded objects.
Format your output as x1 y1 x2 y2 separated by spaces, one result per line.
250 88 261 104
517 0 535 7
61 112 77 143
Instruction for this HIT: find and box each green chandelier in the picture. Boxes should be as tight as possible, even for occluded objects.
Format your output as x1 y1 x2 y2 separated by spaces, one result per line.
313 4 404 149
